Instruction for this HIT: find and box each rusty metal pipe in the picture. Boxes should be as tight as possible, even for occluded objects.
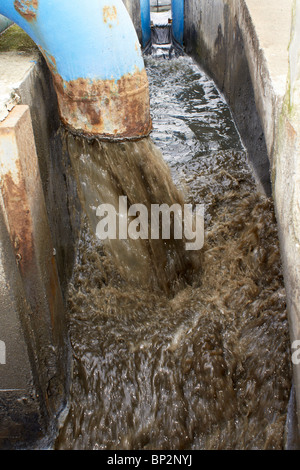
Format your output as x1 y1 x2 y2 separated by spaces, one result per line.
0 0 152 140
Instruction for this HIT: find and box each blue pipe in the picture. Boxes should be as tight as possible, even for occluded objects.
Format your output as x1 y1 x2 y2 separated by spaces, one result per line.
0 0 152 140
140 0 151 48
171 0 184 46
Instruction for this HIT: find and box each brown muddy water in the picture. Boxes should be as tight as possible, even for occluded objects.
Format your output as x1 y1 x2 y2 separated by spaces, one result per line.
55 55 292 450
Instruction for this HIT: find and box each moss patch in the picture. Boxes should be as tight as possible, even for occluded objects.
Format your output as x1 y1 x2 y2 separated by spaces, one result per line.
0 24 38 52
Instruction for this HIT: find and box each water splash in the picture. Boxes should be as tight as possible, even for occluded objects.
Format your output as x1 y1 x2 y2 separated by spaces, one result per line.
62 132 200 294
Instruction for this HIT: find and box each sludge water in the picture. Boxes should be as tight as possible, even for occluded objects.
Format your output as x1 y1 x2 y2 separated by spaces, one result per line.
61 133 199 295
55 55 292 450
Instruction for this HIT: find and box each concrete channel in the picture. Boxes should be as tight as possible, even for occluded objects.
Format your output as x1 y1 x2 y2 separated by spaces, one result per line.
0 0 299 449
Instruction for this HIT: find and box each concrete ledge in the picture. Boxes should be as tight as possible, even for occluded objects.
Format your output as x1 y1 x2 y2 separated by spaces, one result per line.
0 52 81 295
0 105 72 448
0 50 81 446
0 51 38 122
0 202 44 448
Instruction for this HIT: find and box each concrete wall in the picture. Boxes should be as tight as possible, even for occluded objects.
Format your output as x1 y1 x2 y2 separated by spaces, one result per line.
184 0 272 195
17 56 82 295
184 0 300 440
0 52 81 449
123 0 142 43
0 14 12 34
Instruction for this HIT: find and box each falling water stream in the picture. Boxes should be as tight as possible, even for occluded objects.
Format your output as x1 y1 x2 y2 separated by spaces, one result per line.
55 55 292 450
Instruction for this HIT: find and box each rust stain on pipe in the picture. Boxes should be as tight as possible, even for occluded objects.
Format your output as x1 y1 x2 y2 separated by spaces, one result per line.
14 0 38 22
103 5 118 25
39 46 57 76
51 67 152 140
8 1 151 140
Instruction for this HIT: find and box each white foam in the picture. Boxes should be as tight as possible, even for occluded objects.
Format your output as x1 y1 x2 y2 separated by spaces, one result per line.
151 10 172 26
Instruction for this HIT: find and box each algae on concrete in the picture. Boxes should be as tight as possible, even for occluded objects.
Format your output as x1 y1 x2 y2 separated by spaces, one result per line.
0 25 38 53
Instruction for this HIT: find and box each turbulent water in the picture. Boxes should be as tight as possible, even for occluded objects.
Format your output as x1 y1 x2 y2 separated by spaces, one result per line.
61 132 199 294
55 55 292 450
151 25 172 45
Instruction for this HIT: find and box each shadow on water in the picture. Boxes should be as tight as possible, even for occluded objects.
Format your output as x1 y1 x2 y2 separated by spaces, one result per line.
55 55 292 450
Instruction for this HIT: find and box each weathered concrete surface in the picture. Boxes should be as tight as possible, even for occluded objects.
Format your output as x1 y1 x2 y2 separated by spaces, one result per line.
0 105 70 448
0 52 81 447
0 51 37 122
123 0 142 43
0 51 81 295
12 54 82 294
0 201 44 447
184 0 300 441
274 0 300 445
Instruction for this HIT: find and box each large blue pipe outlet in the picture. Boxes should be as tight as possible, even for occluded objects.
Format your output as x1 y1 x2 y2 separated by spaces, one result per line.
0 0 152 140
171 0 184 46
140 0 151 48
